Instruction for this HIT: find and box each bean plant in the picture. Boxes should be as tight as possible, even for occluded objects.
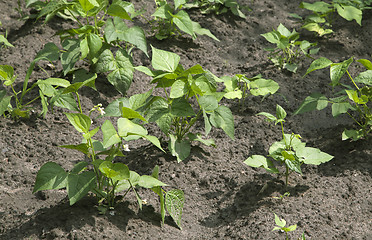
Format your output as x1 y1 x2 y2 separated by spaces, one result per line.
261 24 319 73
291 1 372 36
183 0 248 19
0 43 63 119
294 57 372 141
30 0 147 95
131 46 234 162
33 97 185 229
244 105 333 186
151 0 219 40
273 213 306 240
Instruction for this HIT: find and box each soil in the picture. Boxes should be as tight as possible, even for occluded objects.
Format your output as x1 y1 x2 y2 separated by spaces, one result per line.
0 0 371 239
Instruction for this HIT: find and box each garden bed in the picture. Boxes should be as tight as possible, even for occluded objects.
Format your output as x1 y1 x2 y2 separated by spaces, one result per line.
0 0 371 239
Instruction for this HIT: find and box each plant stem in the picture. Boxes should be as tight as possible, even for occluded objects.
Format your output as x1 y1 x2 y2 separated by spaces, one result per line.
347 70 359 90
285 165 289 187
76 92 83 113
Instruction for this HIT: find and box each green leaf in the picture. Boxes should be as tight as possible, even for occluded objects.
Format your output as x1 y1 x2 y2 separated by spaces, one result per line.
342 129 364 141
38 78 71 88
261 31 280 44
87 33 102 57
65 113 91 133
332 102 352 117
335 4 362 25
78 0 99 12
287 224 297 232
330 57 353 86
304 57 333 76
170 80 187 98
209 106 234 139
203 110 212 136
67 171 96 205
51 92 79 112
117 117 147 137
300 1 332 14
0 35 14 48
121 107 147 122
59 143 89 155
152 3 172 19
274 213 286 228
0 90 11 116
168 135 191 162
61 39 80 75
297 147 334 165
142 135 164 152
151 46 180 72
70 162 89 174
199 95 218 112
275 105 287 121
83 127 100 140
187 133 215 147
257 112 277 122
34 42 60 62
249 78 279 96
108 68 132 95
96 49 116 72
33 162 68 192
357 59 372 70
138 175 167 188
101 120 121 148
0 65 14 82
294 93 329 115
123 26 148 55
107 1 132 20
355 70 372 85
170 97 195 117
96 49 133 95
191 21 219 41
166 189 184 230
99 161 130 181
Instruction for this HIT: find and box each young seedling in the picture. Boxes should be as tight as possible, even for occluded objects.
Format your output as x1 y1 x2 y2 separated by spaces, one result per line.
183 0 249 19
244 105 333 186
261 24 319 73
294 57 372 141
33 103 184 228
272 213 306 240
0 21 14 49
150 0 219 40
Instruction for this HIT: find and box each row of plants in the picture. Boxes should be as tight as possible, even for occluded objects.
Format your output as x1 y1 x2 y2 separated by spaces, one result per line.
0 0 370 237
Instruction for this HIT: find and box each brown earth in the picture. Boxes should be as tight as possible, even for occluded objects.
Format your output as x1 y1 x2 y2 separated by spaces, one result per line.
0 0 371 239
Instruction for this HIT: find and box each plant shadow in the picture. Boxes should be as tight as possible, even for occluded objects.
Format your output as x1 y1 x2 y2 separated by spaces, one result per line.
201 175 309 228
1 193 175 239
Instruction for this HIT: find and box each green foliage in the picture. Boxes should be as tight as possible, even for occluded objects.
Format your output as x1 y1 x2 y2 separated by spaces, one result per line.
292 1 372 36
295 57 372 141
0 43 75 119
272 213 306 240
183 0 249 19
28 0 146 95
220 74 279 104
261 24 319 73
151 0 219 40
244 105 333 186
33 108 184 229
0 21 14 49
131 46 234 162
